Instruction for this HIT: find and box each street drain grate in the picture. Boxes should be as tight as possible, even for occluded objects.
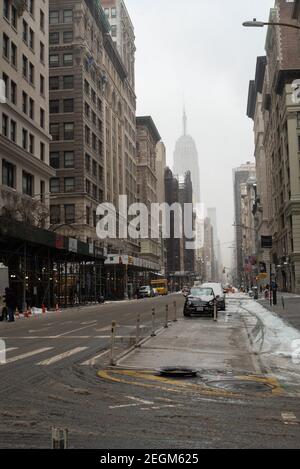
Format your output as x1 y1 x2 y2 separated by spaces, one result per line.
206 379 274 394
158 367 198 378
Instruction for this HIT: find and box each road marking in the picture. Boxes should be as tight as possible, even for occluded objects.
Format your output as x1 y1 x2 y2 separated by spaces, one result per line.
5 347 53 364
281 412 298 425
126 396 154 405
37 347 88 366
81 349 110 366
52 323 101 338
5 347 18 353
109 404 140 409
81 320 98 326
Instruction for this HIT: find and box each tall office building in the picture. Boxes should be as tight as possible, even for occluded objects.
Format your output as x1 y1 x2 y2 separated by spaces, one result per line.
0 0 54 227
207 207 222 281
173 109 200 203
233 162 256 286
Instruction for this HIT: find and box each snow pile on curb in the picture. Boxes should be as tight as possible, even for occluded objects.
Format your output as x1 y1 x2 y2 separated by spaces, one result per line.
241 299 300 359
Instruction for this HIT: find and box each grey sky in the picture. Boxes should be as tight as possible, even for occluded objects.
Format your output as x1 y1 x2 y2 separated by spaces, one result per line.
126 0 272 268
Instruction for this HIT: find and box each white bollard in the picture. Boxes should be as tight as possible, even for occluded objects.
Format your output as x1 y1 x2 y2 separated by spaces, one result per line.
173 301 177 322
110 320 116 366
51 427 68 449
135 313 141 347
164 305 169 328
151 308 156 337
213 300 218 322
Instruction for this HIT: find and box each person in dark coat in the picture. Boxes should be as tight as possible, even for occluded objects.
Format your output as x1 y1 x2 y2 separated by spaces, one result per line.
4 288 17 322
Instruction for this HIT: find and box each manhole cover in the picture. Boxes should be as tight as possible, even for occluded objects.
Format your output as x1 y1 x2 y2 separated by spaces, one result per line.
206 379 274 394
158 367 198 378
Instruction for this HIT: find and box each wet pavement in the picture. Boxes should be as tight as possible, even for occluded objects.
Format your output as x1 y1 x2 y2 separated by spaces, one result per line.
1 294 300 448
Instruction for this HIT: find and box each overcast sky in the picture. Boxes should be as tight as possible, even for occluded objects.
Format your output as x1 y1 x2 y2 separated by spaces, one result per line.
126 0 273 268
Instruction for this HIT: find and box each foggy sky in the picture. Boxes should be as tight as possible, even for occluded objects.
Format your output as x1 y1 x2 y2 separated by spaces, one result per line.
126 0 273 268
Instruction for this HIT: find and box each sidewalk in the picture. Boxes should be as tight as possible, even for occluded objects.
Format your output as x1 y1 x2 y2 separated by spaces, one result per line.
118 306 257 374
259 293 300 333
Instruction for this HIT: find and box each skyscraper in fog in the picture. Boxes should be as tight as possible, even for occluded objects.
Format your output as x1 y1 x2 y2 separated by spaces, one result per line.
173 110 200 203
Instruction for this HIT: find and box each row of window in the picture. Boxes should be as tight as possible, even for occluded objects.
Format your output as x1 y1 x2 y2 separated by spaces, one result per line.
50 204 100 227
50 177 103 202
49 9 73 25
50 151 103 180
104 7 117 19
50 122 75 141
50 52 73 68
3 0 46 33
1 112 45 160
50 98 74 114
49 30 73 45
50 75 74 90
2 158 44 198
23 19 46 63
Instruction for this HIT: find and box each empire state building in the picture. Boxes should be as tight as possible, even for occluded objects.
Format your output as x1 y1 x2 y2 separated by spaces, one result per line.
173 110 201 203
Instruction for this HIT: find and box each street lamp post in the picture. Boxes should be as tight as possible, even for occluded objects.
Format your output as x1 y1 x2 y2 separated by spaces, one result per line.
243 18 300 31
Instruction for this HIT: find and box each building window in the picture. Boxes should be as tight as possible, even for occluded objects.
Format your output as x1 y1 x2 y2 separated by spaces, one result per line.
50 100 60 114
22 171 34 196
111 7 116 18
22 55 28 78
29 28 34 50
40 41 45 62
29 134 34 154
2 160 15 188
64 177 75 192
111 25 117 37
49 54 59 67
40 108 45 128
40 9 45 31
50 76 59 90
86 206 90 225
29 98 34 119
63 98 74 113
22 128 28 150
85 153 91 172
2 113 9 137
11 5 17 29
50 206 60 224
2 73 8 100
10 80 17 104
3 0 9 20
64 205 75 224
86 179 91 194
50 123 59 141
63 10 73 23
40 74 45 95
64 151 74 168
3 33 9 59
49 10 59 24
63 75 74 89
10 120 16 142
11 42 17 67
50 178 60 193
49 32 59 45
50 152 60 169
63 53 73 66
63 31 73 43
64 123 74 140
29 62 35 85
40 142 45 161
23 20 28 43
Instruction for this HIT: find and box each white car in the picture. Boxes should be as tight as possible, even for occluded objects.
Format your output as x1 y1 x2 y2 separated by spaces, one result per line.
201 282 226 311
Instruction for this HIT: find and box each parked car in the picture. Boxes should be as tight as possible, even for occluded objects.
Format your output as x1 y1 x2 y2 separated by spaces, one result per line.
201 282 226 311
138 286 155 299
183 287 216 318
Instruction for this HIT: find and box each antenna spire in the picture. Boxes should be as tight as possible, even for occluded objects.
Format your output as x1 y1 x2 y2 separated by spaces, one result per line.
183 107 187 136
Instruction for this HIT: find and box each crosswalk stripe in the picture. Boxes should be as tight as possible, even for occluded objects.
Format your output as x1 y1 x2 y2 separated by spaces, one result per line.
6 347 18 353
81 349 110 366
5 347 53 364
37 347 88 366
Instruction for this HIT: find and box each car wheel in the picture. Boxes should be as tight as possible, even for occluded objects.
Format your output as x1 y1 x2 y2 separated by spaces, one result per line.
183 312 190 317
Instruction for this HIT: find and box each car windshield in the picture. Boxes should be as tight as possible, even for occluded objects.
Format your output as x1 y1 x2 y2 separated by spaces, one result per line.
140 286 149 291
190 288 214 297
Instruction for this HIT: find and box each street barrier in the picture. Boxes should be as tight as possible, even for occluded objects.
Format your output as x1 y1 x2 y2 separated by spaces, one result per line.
110 320 116 366
214 300 218 322
151 307 156 337
164 304 169 328
135 313 141 347
173 301 177 322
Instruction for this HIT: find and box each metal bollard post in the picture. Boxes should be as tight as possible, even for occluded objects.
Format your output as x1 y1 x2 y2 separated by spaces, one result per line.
173 301 177 322
213 300 218 322
110 320 116 366
164 305 169 328
135 313 141 347
51 428 68 449
151 308 156 337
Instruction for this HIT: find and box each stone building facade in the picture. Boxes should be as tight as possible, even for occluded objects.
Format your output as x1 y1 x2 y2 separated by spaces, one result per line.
0 0 54 227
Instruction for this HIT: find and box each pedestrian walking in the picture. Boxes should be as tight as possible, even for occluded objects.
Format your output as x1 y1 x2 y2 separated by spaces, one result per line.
4 287 17 322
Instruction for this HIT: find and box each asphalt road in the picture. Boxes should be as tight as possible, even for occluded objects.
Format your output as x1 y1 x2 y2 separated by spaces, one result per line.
1 294 300 449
